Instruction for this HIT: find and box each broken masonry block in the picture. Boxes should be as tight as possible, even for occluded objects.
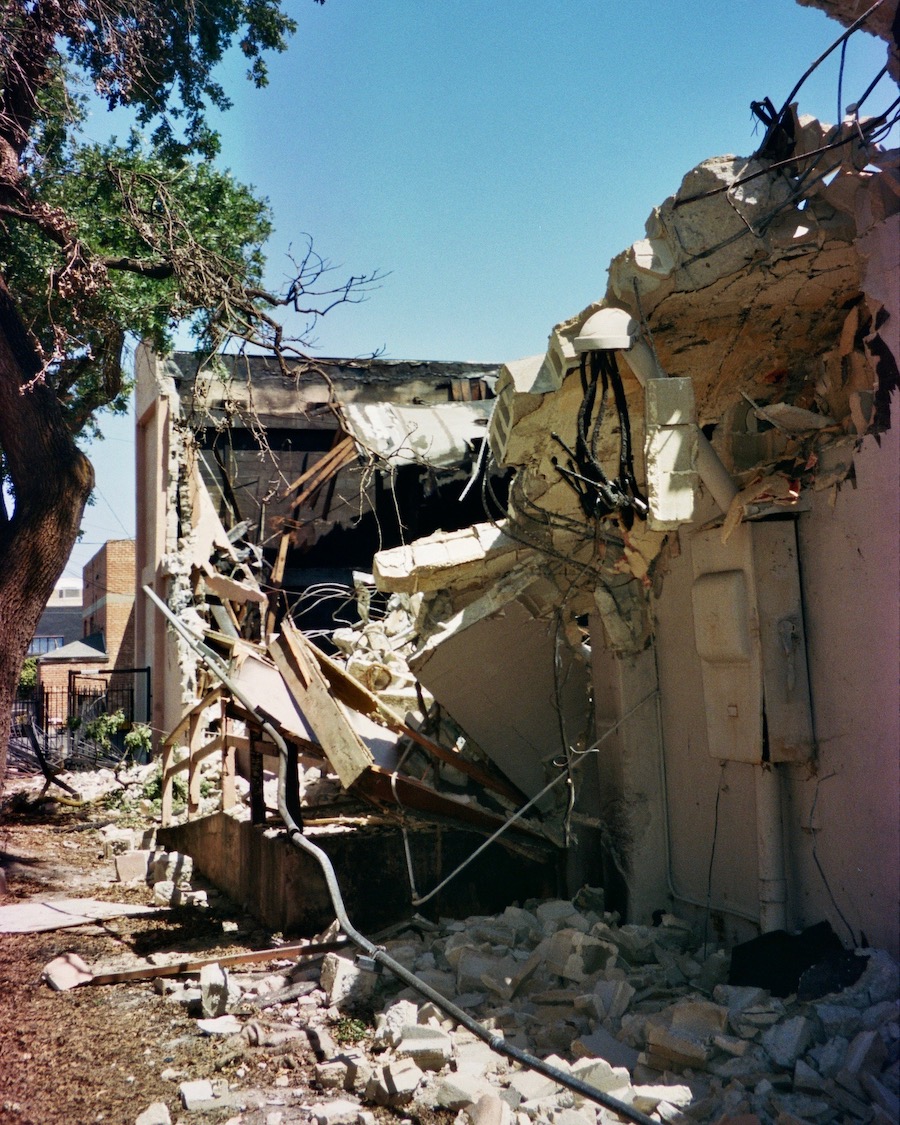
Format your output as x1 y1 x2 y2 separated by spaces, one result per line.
134 1103 171 1125
321 952 378 1010
760 1015 813 1069
199 962 229 1018
311 1098 367 1125
114 849 154 883
42 952 93 991
365 1058 424 1106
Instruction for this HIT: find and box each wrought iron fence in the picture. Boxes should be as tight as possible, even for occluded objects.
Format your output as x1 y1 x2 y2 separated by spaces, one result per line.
12 667 151 771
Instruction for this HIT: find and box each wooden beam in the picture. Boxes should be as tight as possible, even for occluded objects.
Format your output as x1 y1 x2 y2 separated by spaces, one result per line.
269 623 373 789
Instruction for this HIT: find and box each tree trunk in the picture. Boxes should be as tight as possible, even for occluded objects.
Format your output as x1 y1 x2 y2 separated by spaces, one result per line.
0 278 94 789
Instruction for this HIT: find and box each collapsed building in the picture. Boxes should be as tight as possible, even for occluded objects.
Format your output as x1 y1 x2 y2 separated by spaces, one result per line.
133 3 899 960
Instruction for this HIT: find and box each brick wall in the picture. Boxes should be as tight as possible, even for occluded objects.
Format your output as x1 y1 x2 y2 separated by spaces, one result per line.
82 539 136 668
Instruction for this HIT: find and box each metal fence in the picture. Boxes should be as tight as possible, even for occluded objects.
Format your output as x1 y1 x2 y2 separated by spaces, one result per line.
12 667 151 771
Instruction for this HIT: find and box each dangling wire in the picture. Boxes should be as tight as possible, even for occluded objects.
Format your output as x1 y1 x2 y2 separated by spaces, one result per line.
551 351 647 527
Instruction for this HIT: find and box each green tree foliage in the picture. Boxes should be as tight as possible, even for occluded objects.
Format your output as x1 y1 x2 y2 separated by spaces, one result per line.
0 0 376 782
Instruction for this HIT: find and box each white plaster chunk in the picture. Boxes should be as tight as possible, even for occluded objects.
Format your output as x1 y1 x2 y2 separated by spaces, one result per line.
199 962 229 1018
569 1055 632 1094
629 1083 693 1113
631 237 676 278
134 1104 172 1125
311 1098 366 1125
433 1072 493 1109
396 1023 454 1070
366 1058 424 1106
321 953 377 1010
375 999 419 1046
466 1092 513 1125
760 1015 813 1068
179 1077 233 1112
505 1067 563 1103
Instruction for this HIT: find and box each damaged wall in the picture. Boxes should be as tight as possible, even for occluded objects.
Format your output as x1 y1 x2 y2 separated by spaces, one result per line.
371 33 899 953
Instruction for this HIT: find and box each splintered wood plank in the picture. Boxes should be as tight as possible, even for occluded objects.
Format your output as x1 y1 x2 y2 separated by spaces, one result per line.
269 623 373 789
281 435 356 499
311 644 529 806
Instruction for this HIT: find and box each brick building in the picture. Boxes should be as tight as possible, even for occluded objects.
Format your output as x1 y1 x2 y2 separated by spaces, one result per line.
81 538 136 666
36 540 138 724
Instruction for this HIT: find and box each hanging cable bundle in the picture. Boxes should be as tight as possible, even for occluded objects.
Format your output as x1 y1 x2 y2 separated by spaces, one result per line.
551 350 648 529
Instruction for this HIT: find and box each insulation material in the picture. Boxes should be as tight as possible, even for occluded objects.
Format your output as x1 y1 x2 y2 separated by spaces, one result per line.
339 400 493 468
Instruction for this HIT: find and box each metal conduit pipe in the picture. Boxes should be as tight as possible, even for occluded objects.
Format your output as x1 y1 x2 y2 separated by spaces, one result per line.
143 587 660 1125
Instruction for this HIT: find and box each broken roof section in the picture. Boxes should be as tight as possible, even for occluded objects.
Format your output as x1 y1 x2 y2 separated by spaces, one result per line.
159 351 505 574
375 106 898 622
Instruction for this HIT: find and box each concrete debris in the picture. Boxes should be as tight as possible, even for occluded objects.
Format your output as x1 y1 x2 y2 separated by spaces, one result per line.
41 951 94 991
35 849 900 1125
133 1103 171 1125
199 961 230 1018
178 1076 235 1112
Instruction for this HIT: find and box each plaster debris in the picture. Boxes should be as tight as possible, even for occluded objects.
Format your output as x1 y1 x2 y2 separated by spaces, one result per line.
133 1103 171 1125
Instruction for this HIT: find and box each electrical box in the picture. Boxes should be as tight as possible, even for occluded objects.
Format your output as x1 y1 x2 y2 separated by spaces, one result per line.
691 520 814 763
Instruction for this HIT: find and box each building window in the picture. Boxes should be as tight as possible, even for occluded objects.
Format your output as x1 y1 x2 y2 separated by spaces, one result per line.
28 636 64 656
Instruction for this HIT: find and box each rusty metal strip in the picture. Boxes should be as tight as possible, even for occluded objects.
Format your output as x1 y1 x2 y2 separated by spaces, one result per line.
88 938 351 986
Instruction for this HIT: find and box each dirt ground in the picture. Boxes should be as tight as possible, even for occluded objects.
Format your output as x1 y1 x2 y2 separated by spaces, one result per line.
0 774 445 1125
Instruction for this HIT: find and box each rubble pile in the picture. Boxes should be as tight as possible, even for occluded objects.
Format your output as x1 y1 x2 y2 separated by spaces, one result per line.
99 847 899 1125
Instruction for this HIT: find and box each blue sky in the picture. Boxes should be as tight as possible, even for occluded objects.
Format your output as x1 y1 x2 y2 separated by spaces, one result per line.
65 0 894 579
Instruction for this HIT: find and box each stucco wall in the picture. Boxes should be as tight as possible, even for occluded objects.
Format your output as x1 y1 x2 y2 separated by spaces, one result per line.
646 401 899 954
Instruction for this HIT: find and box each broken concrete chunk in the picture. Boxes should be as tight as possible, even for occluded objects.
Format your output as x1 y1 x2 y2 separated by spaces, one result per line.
629 1083 693 1113
535 900 579 932
793 1057 828 1093
396 1022 454 1069
505 1065 564 1103
433 1072 493 1110
670 998 729 1037
456 949 506 994
569 1054 633 1094
466 1093 513 1125
197 1013 242 1035
100 825 137 857
375 999 419 1047
321 952 377 1009
179 1077 233 1112
813 1003 862 1040
761 1016 813 1069
115 850 154 883
860 1072 900 1119
310 1098 366 1125
151 850 193 886
646 1024 712 1070
843 1028 888 1076
134 1103 171 1125
570 1029 639 1071
545 929 618 983
366 1058 424 1106
42 952 93 991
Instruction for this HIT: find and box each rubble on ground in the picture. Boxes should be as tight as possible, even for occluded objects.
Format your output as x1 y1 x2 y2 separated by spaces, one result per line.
30 809 896 1125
